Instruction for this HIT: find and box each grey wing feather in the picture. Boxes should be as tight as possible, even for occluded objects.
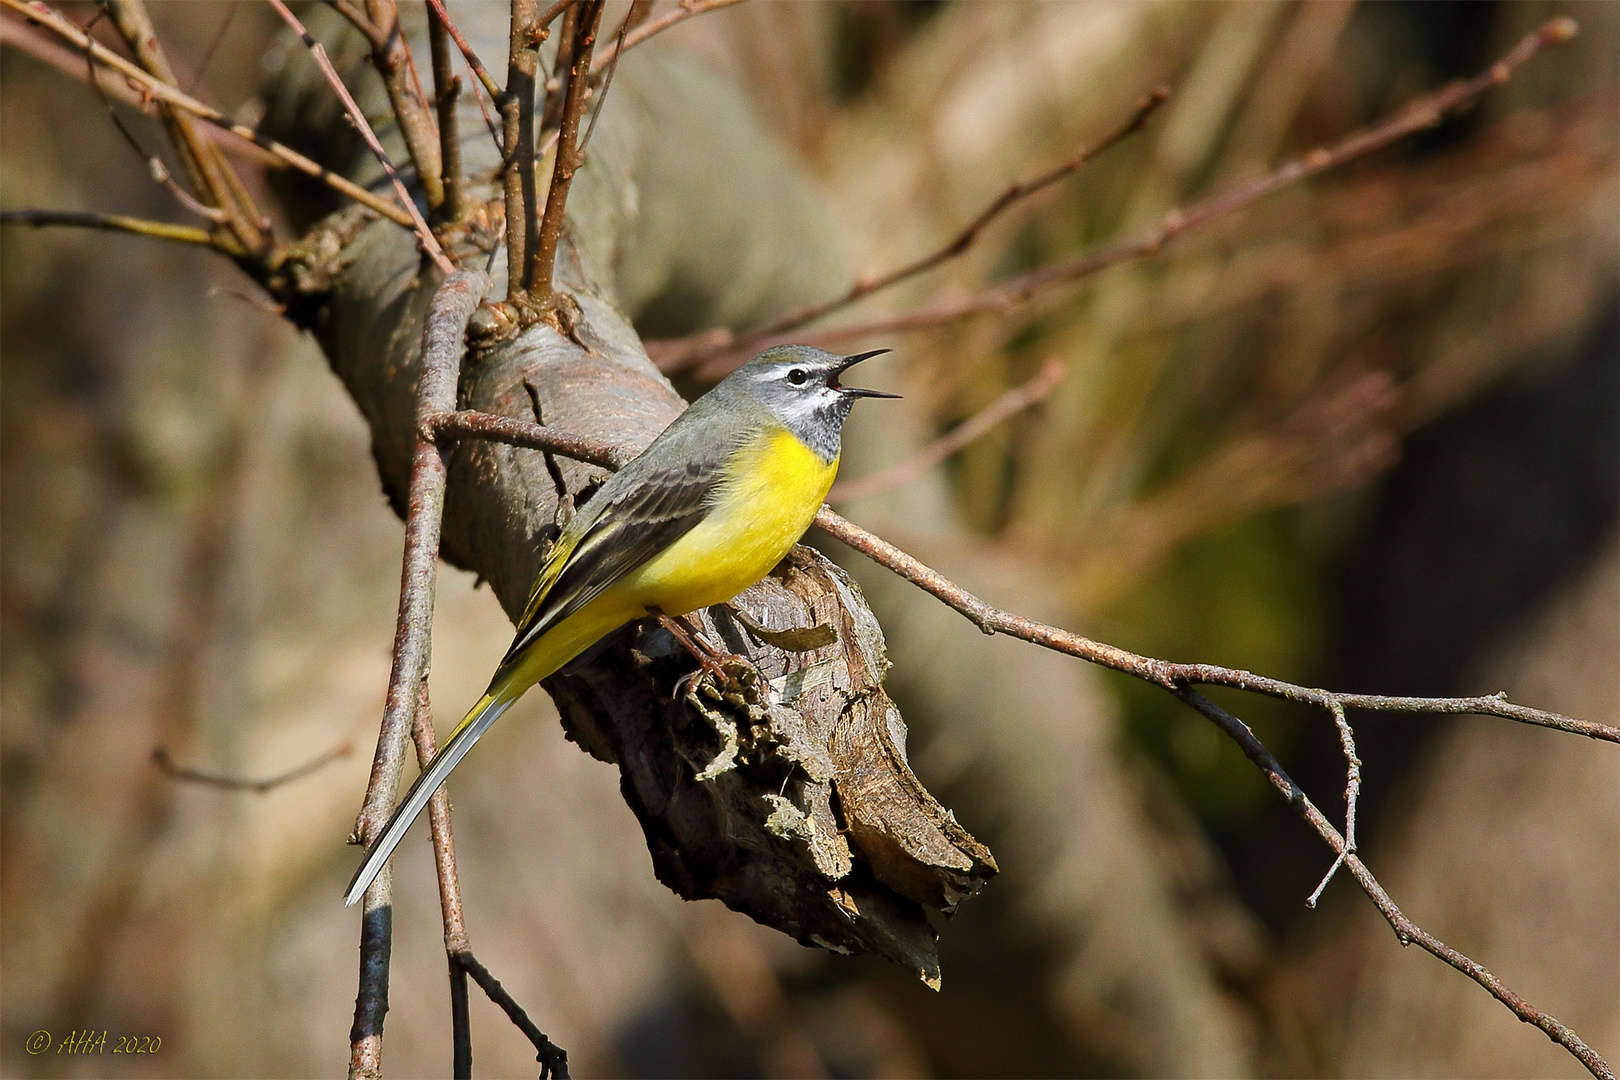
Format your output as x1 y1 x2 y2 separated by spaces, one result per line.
499 446 728 667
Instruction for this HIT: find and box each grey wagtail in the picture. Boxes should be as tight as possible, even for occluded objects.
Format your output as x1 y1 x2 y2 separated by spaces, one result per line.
343 344 897 905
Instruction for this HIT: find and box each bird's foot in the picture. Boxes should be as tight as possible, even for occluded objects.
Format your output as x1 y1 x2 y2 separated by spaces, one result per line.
654 612 761 700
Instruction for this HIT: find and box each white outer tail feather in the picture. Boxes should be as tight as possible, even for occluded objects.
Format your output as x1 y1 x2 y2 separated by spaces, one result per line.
342 689 516 906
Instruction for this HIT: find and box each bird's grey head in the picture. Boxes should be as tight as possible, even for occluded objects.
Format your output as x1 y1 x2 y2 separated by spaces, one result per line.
727 345 899 462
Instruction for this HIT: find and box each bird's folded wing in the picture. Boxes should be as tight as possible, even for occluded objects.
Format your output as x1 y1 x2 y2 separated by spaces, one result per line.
500 457 722 667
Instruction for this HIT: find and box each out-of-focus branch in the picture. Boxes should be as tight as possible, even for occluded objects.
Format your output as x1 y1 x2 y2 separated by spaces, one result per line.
827 356 1066 504
756 88 1168 341
0 14 279 169
0 0 417 228
530 0 604 304
0 208 219 248
152 719 360 793
105 0 266 254
650 16 1580 377
588 0 749 77
267 0 455 276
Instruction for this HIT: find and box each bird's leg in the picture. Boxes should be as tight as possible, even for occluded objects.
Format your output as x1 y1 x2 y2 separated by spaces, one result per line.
652 610 760 700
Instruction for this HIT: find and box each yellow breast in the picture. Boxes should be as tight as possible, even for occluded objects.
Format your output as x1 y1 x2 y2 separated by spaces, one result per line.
616 427 837 616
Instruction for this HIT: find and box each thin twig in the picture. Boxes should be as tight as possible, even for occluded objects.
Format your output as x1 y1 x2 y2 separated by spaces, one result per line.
649 16 1580 376
827 356 1065 504
78 10 231 229
1306 700 1361 908
345 270 486 1078
184 0 240 94
424 0 503 103
359 0 444 210
0 0 417 227
428 2 466 222
455 952 570 1078
530 0 603 302
326 0 386 47
1 208 218 247
106 0 266 254
587 0 748 77
266 0 455 275
1173 687 1614 1080
760 87 1168 340
577 4 630 158
504 0 540 299
0 14 279 170
151 718 361 793
431 410 628 468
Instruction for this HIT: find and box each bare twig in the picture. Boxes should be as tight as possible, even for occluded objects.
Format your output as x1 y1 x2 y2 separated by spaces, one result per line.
184 0 240 94
359 0 444 210
267 0 456 275
504 0 540 299
0 0 417 227
1173 687 1614 1080
530 0 603 302
759 87 1168 341
1 208 218 247
431 410 628 468
427 1 467 222
151 718 361 793
587 0 748 77
344 270 485 1077
106 0 266 254
0 14 279 170
649 17 1580 376
456 952 570 1078
828 356 1065 504
1306 700 1361 908
424 0 503 103
326 0 385 46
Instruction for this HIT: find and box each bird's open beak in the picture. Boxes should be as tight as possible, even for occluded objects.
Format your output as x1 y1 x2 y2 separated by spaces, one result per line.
833 348 901 398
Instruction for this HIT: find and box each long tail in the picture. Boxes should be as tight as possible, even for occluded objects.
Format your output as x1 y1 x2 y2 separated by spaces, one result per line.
342 680 520 906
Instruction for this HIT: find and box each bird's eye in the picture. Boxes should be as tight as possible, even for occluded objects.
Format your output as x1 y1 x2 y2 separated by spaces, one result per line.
787 368 809 385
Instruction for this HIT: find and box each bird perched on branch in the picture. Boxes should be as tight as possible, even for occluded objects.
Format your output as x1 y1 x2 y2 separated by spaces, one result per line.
345 345 897 904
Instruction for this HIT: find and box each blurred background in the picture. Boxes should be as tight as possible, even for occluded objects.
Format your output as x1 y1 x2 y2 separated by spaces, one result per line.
2 1 1615 1076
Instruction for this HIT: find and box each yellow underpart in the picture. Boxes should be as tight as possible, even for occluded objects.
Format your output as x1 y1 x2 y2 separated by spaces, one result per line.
493 426 838 699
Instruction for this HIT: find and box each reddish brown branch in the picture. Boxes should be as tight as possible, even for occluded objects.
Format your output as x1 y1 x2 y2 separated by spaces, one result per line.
0 0 417 227
1174 687 1614 1080
827 355 1065 504
649 16 1579 377
759 87 1167 341
424 0 504 104
268 0 455 275
530 0 603 302
588 0 748 77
